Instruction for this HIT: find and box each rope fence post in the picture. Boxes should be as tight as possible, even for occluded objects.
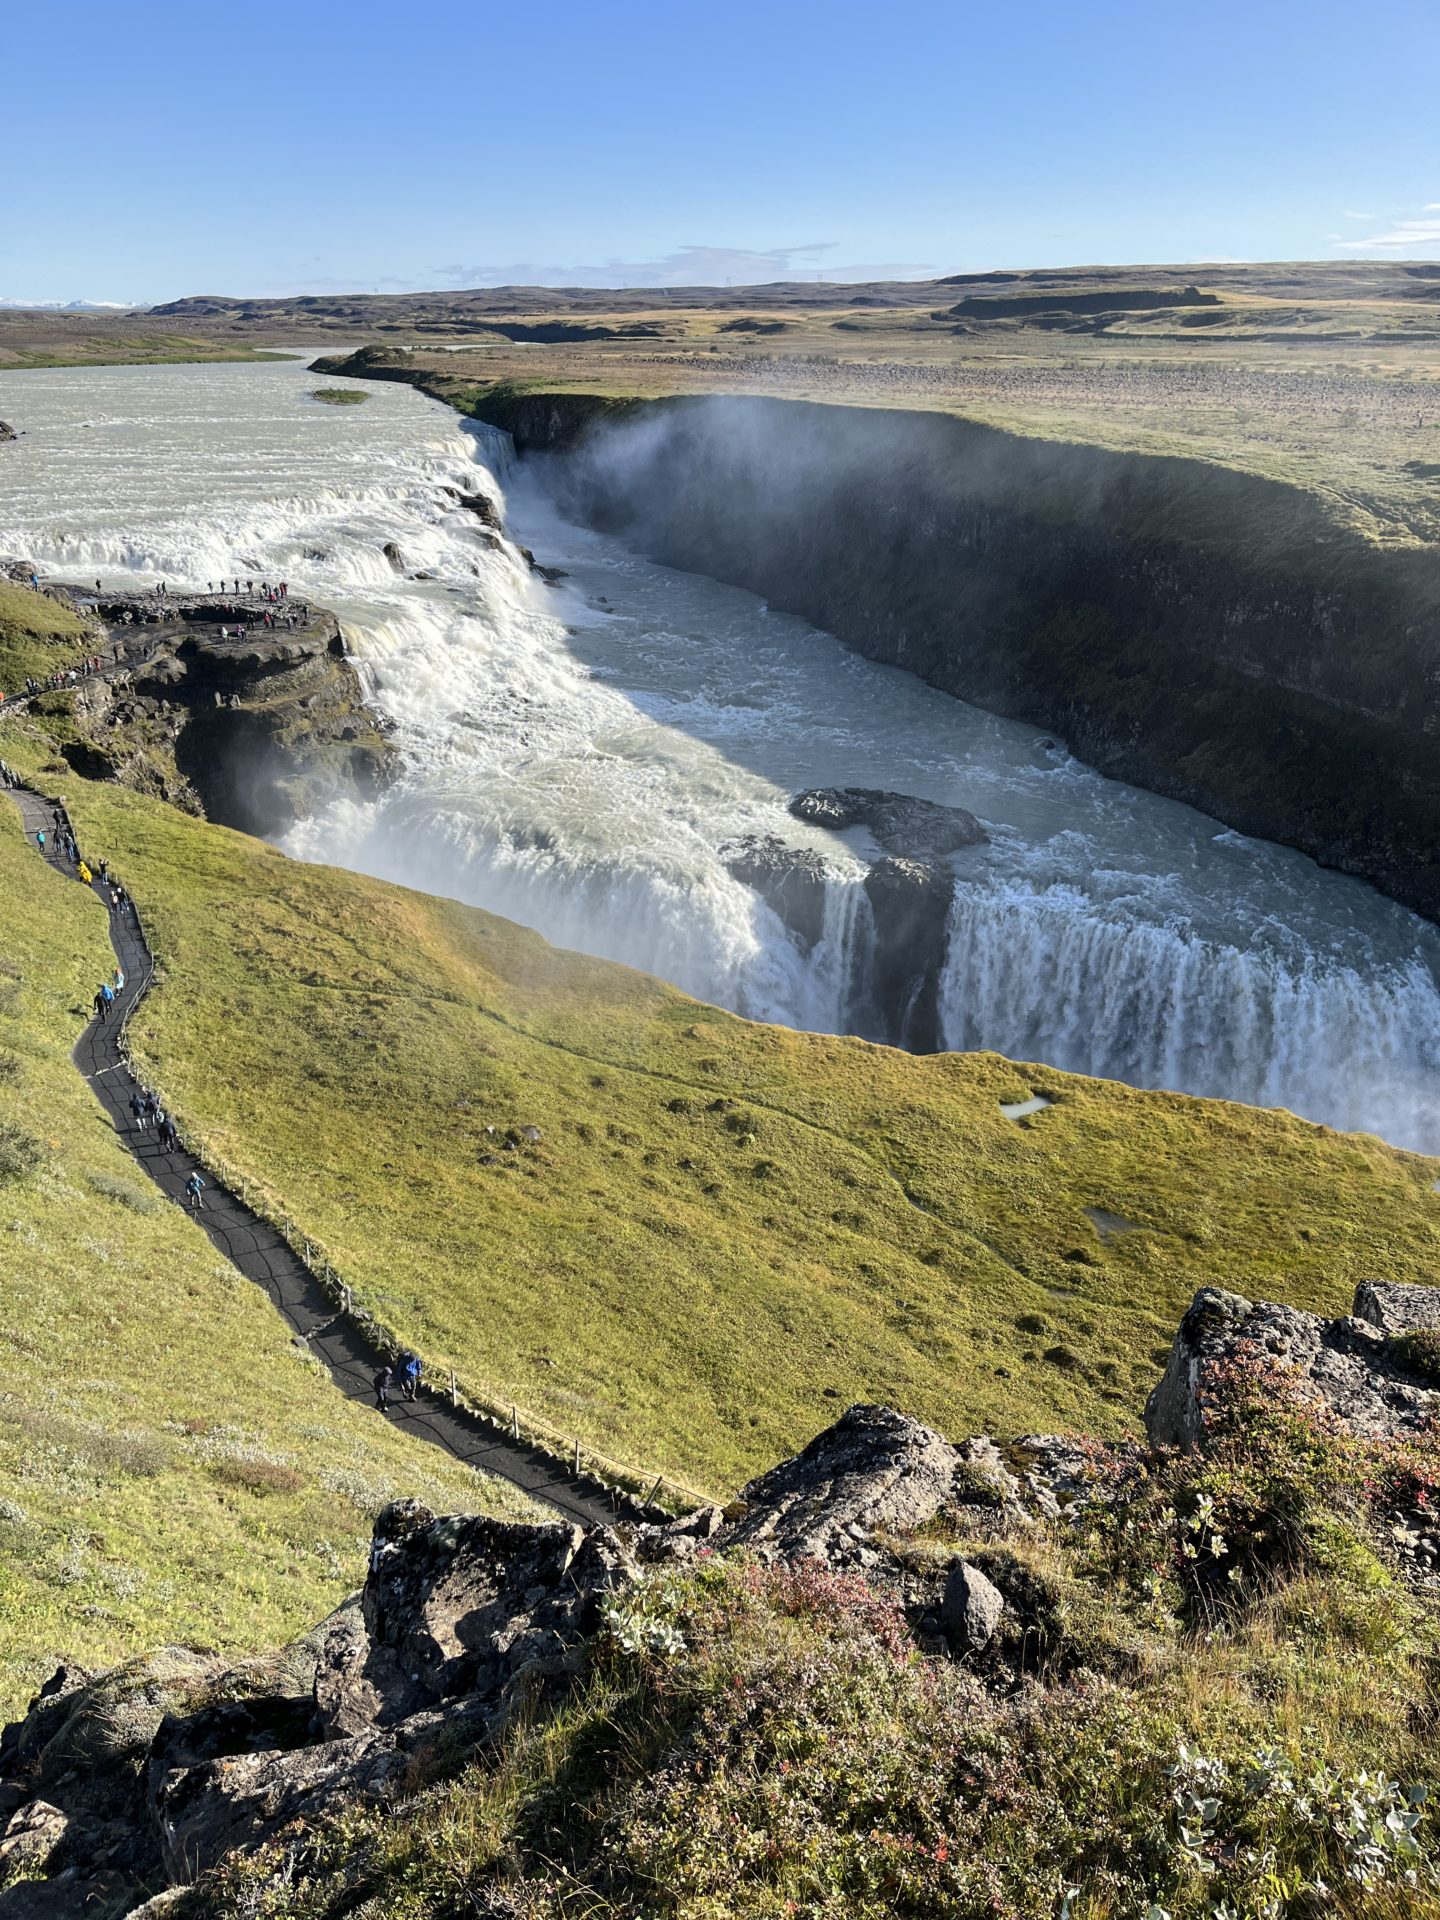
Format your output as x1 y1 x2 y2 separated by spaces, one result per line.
449 1367 457 1407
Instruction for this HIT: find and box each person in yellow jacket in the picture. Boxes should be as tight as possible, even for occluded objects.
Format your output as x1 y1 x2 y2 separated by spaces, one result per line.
76 860 92 884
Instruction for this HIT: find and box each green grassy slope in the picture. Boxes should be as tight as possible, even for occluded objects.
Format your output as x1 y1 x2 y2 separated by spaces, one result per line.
0 578 94 697
0 793 542 1715
5 743 1435 1505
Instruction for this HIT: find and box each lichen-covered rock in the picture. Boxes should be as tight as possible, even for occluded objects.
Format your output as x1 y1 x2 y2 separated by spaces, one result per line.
1354 1280 1440 1335
315 1506 632 1738
941 1560 1005 1653
719 1403 964 1566
1146 1285 1440 1450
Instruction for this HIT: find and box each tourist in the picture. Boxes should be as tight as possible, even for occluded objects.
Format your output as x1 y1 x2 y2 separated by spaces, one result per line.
400 1352 422 1401
99 857 109 883
374 1364 393 1412
93 984 109 1020
160 1113 179 1152
129 1090 148 1131
114 965 126 992
185 1171 206 1210
34 829 45 852
76 859 92 884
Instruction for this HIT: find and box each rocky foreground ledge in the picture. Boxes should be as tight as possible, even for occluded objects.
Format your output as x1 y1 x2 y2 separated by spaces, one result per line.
3 1277 1439 1914
3 567 395 836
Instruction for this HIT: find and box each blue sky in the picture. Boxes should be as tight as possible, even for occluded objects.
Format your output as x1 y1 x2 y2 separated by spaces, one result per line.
3 0 1437 303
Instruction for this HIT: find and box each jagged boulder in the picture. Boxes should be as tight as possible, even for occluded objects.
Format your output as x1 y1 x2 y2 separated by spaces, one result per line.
1354 1280 1440 1335
0 422 15 444
315 1502 632 1738
718 1403 964 1567
790 786 987 859
1145 1284 1440 1451
722 834 837 950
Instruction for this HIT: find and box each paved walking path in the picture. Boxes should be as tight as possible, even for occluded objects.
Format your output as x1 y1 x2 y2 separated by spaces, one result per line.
11 784 631 1529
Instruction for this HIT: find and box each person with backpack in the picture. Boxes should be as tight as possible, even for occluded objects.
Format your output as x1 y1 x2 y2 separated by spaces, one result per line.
374 1365 394 1412
129 1090 149 1131
399 1352 422 1401
93 985 108 1020
185 1171 206 1210
160 1113 179 1152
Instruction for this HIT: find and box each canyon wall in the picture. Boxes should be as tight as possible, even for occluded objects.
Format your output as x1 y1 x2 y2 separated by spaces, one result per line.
467 385 1440 922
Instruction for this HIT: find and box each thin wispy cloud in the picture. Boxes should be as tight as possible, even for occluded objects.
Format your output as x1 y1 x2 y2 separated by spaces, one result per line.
1338 201 1440 252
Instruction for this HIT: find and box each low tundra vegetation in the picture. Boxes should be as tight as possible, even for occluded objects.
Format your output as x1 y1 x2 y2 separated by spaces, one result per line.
205 1369 1440 1919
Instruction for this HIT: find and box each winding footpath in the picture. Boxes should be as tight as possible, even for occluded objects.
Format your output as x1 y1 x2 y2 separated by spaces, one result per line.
11 783 630 1528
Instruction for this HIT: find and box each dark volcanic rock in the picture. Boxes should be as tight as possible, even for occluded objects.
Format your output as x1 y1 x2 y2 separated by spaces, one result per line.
381 541 405 572
717 1403 964 1568
0 422 15 444
722 834 835 950
791 786 987 860
456 490 502 529
862 857 953 1051
316 1502 632 1738
1146 1284 1440 1451
1354 1280 1440 1335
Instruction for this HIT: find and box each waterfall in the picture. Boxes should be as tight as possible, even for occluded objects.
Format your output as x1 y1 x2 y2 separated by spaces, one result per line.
937 880 1440 1146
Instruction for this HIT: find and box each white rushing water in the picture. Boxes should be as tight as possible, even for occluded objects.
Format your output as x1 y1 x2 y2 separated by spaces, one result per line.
2 358 1438 1151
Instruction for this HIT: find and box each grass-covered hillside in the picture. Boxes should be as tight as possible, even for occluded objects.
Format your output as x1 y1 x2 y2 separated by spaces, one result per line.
0 577 95 696
4 730 1436 1509
0 793 541 1716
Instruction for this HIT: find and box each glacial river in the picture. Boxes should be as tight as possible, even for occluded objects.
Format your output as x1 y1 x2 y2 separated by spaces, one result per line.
2 358 1438 1152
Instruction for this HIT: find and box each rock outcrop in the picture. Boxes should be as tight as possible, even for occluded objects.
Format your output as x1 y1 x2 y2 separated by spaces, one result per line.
0 421 15 444
790 786 987 860
717 1403 965 1567
721 834 834 950
861 855 953 1051
723 790 985 1046
8 1297 1439 1909
1146 1282 1440 1450
42 589 396 836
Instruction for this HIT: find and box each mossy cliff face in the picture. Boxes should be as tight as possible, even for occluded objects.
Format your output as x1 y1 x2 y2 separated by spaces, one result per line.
454 384 1440 922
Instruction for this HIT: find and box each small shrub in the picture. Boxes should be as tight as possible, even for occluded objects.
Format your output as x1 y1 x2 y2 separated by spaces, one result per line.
0 1119 43 1184
1392 1329 1440 1386
87 1169 159 1214
209 1458 305 1497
